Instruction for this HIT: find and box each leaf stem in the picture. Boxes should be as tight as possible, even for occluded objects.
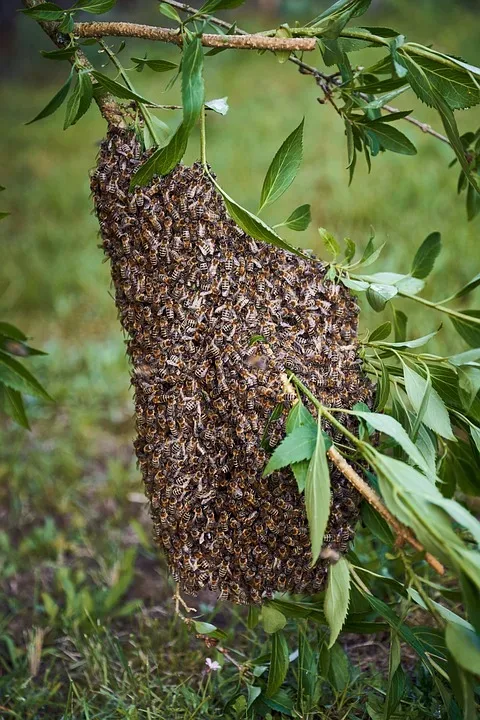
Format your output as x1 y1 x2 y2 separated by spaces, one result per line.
99 39 160 145
397 290 480 326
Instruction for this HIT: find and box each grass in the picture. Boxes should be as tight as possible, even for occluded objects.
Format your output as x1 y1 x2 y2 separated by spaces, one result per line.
1 1 479 717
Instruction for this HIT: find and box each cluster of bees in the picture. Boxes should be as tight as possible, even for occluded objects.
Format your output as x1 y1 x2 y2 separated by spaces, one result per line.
91 128 372 605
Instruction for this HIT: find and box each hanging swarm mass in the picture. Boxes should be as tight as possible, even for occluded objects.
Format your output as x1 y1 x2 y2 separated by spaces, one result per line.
91 128 373 605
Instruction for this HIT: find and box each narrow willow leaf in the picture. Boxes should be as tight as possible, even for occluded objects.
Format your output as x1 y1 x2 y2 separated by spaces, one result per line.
91 71 156 105
247 605 260 629
298 628 316 708
350 410 432 476
182 37 205 133
385 635 406 719
305 417 331 565
0 323 27 342
445 623 480 676
0 352 51 401
319 227 340 257
130 124 188 188
344 237 356 263
132 57 178 73
64 72 93 129
408 589 473 631
450 311 480 348
448 272 480 301
72 0 117 12
214 181 308 258
0 385 30 429
342 277 369 292
262 605 287 634
411 232 442 279
158 2 182 22
41 47 78 61
199 0 246 13
26 68 74 124
325 558 350 648
361 501 395 545
263 424 317 477
365 121 417 155
259 120 304 211
360 86 409 110
205 96 229 115
22 2 65 21
449 348 480 366
366 283 398 312
375 362 390 412
467 184 480 221
402 362 455 440
374 328 439 349
392 308 408 343
369 321 392 342
359 236 386 267
266 631 289 698
283 204 311 231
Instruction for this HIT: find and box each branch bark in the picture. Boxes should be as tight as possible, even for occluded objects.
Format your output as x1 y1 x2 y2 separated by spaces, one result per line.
74 22 317 51
327 446 445 576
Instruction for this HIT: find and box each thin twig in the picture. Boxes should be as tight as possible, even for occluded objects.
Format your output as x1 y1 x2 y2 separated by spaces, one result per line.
327 445 445 576
74 22 316 51
383 104 450 145
23 0 124 127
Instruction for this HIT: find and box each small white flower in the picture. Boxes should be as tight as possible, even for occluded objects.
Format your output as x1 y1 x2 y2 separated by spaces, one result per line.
205 657 221 672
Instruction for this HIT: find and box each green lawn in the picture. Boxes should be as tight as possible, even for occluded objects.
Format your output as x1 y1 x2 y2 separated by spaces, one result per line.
1 2 479 717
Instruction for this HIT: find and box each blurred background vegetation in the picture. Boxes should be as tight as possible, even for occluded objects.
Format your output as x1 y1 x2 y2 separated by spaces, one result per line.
0 0 479 717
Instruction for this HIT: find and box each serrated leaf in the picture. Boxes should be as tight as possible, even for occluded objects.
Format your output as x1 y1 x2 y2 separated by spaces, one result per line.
365 121 417 155
267 631 289 698
411 232 442 279
402 362 455 440
259 120 304 211
205 96 229 115
450 311 480 348
22 2 65 21
262 605 287 634
158 2 182 22
369 321 392 342
64 71 93 129
199 0 246 14
214 181 308 258
305 417 331 565
72 0 116 13
0 351 51 401
366 284 398 312
26 68 74 124
286 400 316 434
325 558 350 648
132 57 178 73
182 37 204 133
400 51 480 110
282 204 311 231
263 425 317 477
130 124 188 188
445 623 480 675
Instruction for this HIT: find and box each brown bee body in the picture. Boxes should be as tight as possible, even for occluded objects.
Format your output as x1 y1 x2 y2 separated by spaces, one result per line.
91 129 373 605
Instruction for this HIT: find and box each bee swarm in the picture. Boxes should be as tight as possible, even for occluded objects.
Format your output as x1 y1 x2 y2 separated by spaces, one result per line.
91 128 372 605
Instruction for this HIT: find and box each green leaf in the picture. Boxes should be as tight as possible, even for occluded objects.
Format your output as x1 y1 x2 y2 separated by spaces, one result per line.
266 631 289 698
0 351 51 401
199 0 246 15
72 0 117 13
90 71 156 105
130 124 189 188
361 501 394 545
364 121 417 155
311 0 372 36
182 37 205 134
325 558 350 648
22 2 65 21
373 328 439 350
158 2 182 22
445 623 480 676
286 400 317 435
408 589 473 631
448 273 480 301
342 277 369 292
282 204 311 231
205 96 229 115
246 685 262 709
26 68 74 124
375 362 390 412
349 410 433 476
247 605 260 629
411 232 442 279
466 184 480 221
385 635 406 719
366 284 398 312
214 181 308 258
262 605 287 634
305 417 331 565
297 627 316 709
41 46 78 60
64 71 93 129
327 642 350 691
58 13 74 33
359 235 386 267
450 311 480 348
259 120 304 211
319 227 340 258
402 362 455 440
449 348 480 366
0 385 30 429
0 322 27 342
132 57 178 73
263 424 317 477
344 237 356 263
369 321 392 342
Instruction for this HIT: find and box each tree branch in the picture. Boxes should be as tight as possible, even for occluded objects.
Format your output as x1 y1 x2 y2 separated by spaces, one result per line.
327 446 445 576
74 22 317 52
22 0 124 127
